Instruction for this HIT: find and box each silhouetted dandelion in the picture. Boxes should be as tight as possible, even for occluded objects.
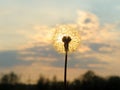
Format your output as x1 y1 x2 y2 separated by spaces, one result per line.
52 25 81 53
52 25 81 90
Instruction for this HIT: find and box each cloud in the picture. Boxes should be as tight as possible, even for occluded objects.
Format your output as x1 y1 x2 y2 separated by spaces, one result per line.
77 10 120 52
17 25 55 52
77 10 120 44
0 10 120 83
77 10 100 31
17 10 120 70
0 50 32 68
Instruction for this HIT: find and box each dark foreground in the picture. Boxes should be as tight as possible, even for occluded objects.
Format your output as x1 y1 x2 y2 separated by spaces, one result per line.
0 71 120 90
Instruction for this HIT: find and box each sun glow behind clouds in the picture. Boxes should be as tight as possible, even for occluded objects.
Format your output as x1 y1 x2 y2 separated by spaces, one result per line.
52 25 81 53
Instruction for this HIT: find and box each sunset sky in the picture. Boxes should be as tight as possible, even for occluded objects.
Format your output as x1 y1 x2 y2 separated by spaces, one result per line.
0 0 120 84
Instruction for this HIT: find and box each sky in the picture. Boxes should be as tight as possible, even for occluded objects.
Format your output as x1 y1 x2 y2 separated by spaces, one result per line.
0 0 120 84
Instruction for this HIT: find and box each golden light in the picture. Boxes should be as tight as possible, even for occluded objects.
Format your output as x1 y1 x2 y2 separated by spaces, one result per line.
52 25 81 53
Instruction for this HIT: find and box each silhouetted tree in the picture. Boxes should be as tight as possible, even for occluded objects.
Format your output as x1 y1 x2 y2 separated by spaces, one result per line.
50 76 64 90
106 76 120 90
70 78 81 90
0 70 120 90
0 72 20 90
0 72 19 85
81 70 106 90
51 76 57 90
37 75 50 90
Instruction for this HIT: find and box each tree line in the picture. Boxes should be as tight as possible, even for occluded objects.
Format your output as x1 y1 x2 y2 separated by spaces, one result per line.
0 70 120 90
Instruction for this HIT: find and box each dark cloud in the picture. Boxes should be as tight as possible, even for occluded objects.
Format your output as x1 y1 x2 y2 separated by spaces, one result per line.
0 40 110 70
88 43 111 53
19 44 63 60
0 50 32 68
19 42 108 70
50 52 108 70
84 18 92 24
69 53 107 69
